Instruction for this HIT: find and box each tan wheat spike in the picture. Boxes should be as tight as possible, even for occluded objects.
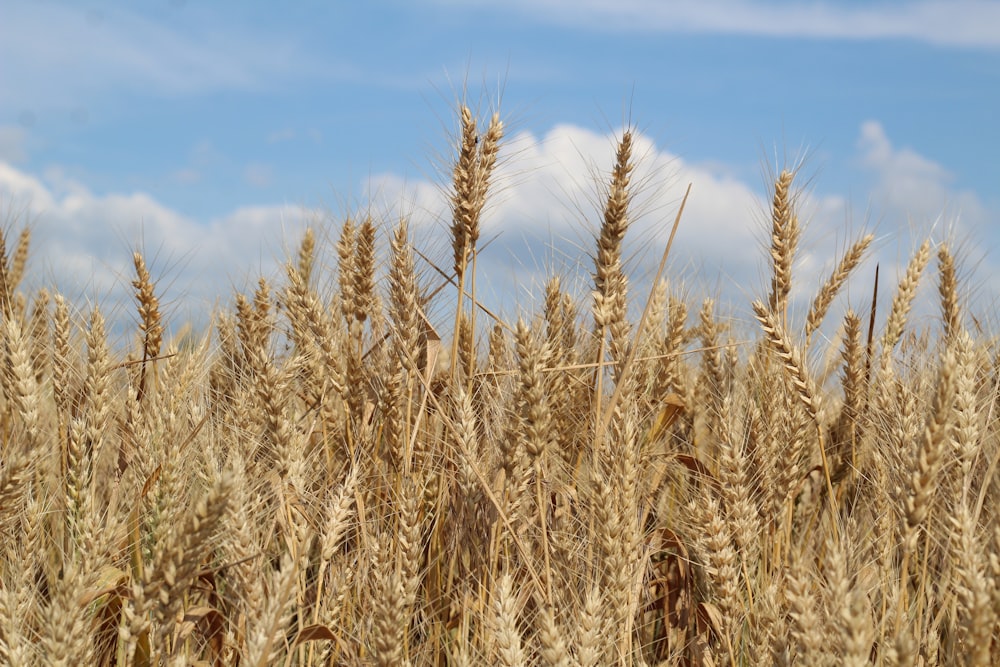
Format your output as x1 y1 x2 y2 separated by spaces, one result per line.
890 342 958 634
949 501 995 667
243 553 297 667
752 300 820 420
6 227 30 299
753 299 840 529
351 216 377 327
0 443 31 523
335 217 357 326
83 307 111 451
283 261 345 398
592 129 633 335
0 578 33 664
515 318 553 462
296 226 315 286
537 604 571 667
132 252 162 361
0 227 10 314
39 560 98 665
372 540 406 667
576 586 606 667
834 310 864 481
768 169 798 321
592 123 634 438
937 243 961 341
388 217 421 369
596 184 690 445
451 105 480 279
0 227 28 317
26 288 50 384
904 345 956 542
716 419 761 561
786 564 825 662
805 232 874 345
698 298 726 434
951 331 983 485
448 105 503 387
695 488 740 637
490 572 526 667
150 471 233 651
132 252 163 408
882 238 932 360
475 111 503 240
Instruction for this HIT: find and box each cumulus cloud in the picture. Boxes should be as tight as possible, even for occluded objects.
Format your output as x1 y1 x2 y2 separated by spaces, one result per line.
0 161 315 337
853 120 999 319
0 118 994 340
369 119 998 324
858 120 990 232
368 122 817 312
434 0 1000 49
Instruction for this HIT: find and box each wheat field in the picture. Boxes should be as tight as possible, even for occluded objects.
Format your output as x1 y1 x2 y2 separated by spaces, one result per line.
1 104 998 666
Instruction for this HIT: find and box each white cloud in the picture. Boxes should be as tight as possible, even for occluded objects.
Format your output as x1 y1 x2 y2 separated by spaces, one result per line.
436 0 1000 49
857 120 989 231
0 163 55 209
369 119 999 323
852 120 999 320
0 117 995 341
0 160 315 336
369 123 788 310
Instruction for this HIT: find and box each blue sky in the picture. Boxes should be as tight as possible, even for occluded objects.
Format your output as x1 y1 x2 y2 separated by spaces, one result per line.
1 0 998 334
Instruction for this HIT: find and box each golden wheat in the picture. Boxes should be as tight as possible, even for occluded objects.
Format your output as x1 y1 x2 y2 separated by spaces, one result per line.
1 103 999 666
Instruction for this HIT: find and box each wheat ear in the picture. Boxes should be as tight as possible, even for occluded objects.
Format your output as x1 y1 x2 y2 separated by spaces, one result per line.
805 232 874 345
937 243 960 341
882 239 932 361
753 300 838 538
768 169 798 323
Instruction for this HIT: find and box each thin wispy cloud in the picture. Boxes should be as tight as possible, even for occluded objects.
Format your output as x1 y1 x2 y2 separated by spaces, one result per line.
170 168 201 186
0 3 337 111
243 163 274 189
267 129 298 144
436 0 1000 48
